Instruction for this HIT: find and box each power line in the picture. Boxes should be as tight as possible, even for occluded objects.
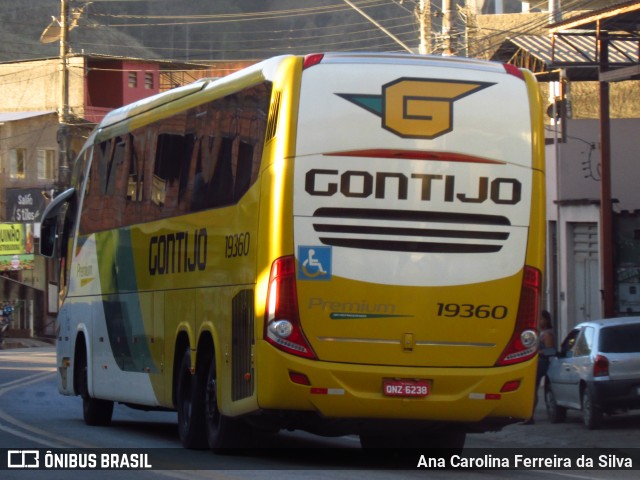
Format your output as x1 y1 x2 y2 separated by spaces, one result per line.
91 0 393 26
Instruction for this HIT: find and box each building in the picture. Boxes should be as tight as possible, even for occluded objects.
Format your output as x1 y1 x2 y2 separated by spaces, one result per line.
486 1 640 339
0 52 211 337
1 111 59 336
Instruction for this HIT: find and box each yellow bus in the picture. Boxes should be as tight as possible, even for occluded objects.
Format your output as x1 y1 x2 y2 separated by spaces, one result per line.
40 52 545 451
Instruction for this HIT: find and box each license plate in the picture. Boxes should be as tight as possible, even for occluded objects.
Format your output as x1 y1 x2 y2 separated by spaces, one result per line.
383 378 430 397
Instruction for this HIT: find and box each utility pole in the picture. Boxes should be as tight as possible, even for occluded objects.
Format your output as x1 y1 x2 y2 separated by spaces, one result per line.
442 0 455 56
415 0 431 54
57 0 71 191
598 27 615 318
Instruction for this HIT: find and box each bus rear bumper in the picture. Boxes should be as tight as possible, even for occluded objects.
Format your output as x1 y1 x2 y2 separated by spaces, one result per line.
255 342 536 432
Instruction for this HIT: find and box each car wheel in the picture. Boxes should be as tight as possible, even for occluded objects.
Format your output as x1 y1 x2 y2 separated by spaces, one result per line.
544 384 566 423
582 388 602 430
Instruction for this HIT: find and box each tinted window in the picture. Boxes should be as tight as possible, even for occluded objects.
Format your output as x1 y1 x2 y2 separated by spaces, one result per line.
573 327 593 357
599 324 640 353
560 329 580 358
79 82 271 235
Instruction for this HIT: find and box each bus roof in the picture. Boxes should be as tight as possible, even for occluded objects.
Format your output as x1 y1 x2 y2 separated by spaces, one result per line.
94 52 519 139
316 52 510 74
97 55 294 131
99 80 209 129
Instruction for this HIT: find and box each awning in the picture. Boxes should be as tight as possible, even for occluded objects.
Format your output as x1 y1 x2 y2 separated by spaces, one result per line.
0 111 56 122
511 34 639 66
494 34 640 81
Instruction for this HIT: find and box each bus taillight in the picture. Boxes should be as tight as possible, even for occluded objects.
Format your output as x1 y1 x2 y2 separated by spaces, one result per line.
303 53 324 69
264 256 317 360
496 266 541 366
503 63 525 80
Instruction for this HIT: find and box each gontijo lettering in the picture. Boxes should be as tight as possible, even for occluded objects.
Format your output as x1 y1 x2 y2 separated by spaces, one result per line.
148 228 207 275
305 170 522 205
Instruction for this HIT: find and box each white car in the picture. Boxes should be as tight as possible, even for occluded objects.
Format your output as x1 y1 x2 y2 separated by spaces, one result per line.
544 317 640 429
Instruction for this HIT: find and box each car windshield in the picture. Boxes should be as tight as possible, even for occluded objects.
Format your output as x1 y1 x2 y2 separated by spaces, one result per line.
599 324 640 353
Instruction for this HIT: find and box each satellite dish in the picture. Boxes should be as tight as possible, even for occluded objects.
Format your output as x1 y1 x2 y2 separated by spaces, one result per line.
39 3 91 44
40 17 62 44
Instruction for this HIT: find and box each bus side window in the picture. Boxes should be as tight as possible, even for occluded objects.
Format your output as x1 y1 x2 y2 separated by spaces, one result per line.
191 135 214 211
71 147 91 194
178 133 195 208
210 137 235 207
152 133 187 208
105 136 127 229
80 141 109 235
188 87 268 212
234 140 255 201
59 204 75 294
110 138 127 195
127 133 142 203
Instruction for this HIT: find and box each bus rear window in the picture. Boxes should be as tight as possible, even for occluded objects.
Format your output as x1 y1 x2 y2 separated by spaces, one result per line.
599 324 640 353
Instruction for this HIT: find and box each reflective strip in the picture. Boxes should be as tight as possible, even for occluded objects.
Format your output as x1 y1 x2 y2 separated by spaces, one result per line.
310 388 345 395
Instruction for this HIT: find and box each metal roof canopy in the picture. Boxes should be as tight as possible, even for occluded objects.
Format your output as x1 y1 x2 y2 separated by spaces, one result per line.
549 0 640 82
549 1 640 34
503 34 639 81
0 111 57 122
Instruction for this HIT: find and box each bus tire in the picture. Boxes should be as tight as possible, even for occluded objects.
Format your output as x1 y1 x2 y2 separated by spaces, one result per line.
77 348 113 426
204 353 250 451
176 349 207 448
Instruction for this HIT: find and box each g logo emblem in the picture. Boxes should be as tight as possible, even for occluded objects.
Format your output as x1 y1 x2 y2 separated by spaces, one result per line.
338 78 494 139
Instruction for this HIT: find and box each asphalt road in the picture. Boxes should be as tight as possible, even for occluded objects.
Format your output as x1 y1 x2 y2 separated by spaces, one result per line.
1 344 639 479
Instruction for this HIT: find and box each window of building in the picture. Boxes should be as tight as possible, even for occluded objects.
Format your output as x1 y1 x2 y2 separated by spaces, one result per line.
144 72 154 90
9 148 27 179
37 149 57 180
128 72 138 88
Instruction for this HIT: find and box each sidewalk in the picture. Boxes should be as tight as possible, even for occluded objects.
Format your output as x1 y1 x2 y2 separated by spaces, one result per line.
0 337 55 349
469 384 640 449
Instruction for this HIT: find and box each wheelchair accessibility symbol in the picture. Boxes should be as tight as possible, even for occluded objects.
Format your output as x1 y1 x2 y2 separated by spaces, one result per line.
298 246 332 281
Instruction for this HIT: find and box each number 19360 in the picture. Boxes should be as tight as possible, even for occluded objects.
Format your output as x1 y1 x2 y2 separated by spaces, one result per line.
437 303 508 319
225 232 250 258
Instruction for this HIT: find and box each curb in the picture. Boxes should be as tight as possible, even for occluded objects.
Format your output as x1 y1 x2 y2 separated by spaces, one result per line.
0 338 55 349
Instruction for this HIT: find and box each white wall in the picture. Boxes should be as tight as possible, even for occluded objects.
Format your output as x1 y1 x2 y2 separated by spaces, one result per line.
545 118 640 341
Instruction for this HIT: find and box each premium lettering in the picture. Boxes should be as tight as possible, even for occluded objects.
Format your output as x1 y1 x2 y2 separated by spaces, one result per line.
148 229 207 275
305 169 521 205
308 297 396 314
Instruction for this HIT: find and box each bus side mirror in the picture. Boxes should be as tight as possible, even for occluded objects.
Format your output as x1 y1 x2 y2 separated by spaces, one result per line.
40 215 58 258
39 188 76 258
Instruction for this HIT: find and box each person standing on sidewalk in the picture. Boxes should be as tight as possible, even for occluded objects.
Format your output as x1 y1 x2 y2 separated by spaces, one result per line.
525 310 556 424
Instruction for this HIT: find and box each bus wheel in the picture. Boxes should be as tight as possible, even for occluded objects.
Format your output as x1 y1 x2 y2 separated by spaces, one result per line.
176 349 207 448
204 354 250 451
77 350 113 426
